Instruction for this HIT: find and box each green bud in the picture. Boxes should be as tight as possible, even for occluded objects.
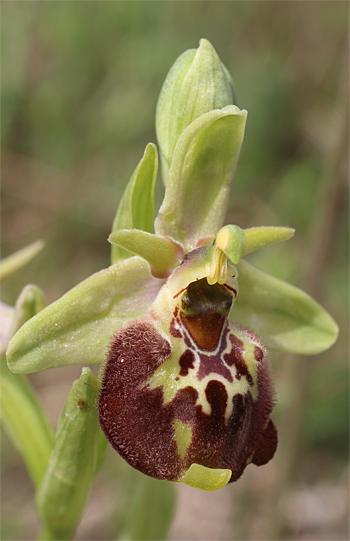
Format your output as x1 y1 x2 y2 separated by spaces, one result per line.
36 368 101 540
156 38 236 184
10 284 46 338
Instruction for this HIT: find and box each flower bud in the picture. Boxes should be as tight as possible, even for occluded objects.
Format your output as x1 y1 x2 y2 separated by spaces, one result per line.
156 38 236 183
36 368 101 539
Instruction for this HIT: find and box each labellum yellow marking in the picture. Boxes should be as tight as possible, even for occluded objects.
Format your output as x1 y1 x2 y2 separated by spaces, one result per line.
173 419 192 459
145 321 259 422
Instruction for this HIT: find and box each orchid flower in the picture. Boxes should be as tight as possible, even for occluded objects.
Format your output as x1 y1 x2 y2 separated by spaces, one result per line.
6 39 338 493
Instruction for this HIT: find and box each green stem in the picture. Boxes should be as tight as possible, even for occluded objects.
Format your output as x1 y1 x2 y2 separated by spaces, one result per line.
36 525 72 541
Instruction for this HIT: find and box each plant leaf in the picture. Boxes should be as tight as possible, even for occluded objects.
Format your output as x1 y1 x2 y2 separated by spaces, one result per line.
109 229 183 278
0 355 55 486
231 260 339 355
0 240 45 283
7 257 163 374
111 143 158 263
155 106 247 252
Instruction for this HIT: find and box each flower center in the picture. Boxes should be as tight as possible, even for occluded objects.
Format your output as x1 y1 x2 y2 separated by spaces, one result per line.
181 278 233 350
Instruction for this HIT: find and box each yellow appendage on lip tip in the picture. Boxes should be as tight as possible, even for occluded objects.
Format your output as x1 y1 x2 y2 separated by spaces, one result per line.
180 463 232 491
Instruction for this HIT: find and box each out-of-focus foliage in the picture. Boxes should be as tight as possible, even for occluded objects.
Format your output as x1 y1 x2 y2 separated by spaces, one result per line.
1 2 348 540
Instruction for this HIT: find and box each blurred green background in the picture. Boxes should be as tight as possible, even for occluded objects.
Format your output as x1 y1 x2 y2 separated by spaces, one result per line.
1 2 349 540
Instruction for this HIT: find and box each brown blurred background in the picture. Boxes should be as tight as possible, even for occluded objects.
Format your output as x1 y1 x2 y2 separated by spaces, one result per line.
1 2 349 540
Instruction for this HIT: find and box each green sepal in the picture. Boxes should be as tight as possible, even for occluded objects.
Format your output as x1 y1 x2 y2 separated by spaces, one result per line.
109 229 183 278
156 39 235 184
119 475 176 541
7 257 163 374
155 106 247 252
232 260 339 355
36 368 101 540
244 226 295 254
0 240 45 283
0 356 55 487
111 143 158 264
180 463 231 491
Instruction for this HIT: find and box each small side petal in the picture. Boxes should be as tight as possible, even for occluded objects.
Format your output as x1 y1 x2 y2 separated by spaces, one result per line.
7 257 163 374
244 226 295 254
109 229 183 278
232 260 339 355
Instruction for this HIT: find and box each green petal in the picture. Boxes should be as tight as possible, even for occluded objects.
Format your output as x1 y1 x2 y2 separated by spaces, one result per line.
109 229 183 278
180 463 231 491
36 368 101 540
244 226 295 254
0 240 45 283
155 106 247 253
111 143 158 264
0 356 55 487
156 39 235 185
7 257 162 374
232 260 339 355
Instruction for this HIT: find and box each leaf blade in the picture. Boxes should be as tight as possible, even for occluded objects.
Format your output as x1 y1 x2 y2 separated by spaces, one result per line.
111 143 158 263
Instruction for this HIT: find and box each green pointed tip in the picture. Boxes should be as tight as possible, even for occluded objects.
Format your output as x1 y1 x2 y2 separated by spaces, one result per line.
180 463 231 491
0 240 45 283
244 226 295 255
109 229 183 279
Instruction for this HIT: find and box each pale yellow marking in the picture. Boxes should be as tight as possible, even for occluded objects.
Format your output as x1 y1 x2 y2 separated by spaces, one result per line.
144 322 260 423
173 419 192 459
